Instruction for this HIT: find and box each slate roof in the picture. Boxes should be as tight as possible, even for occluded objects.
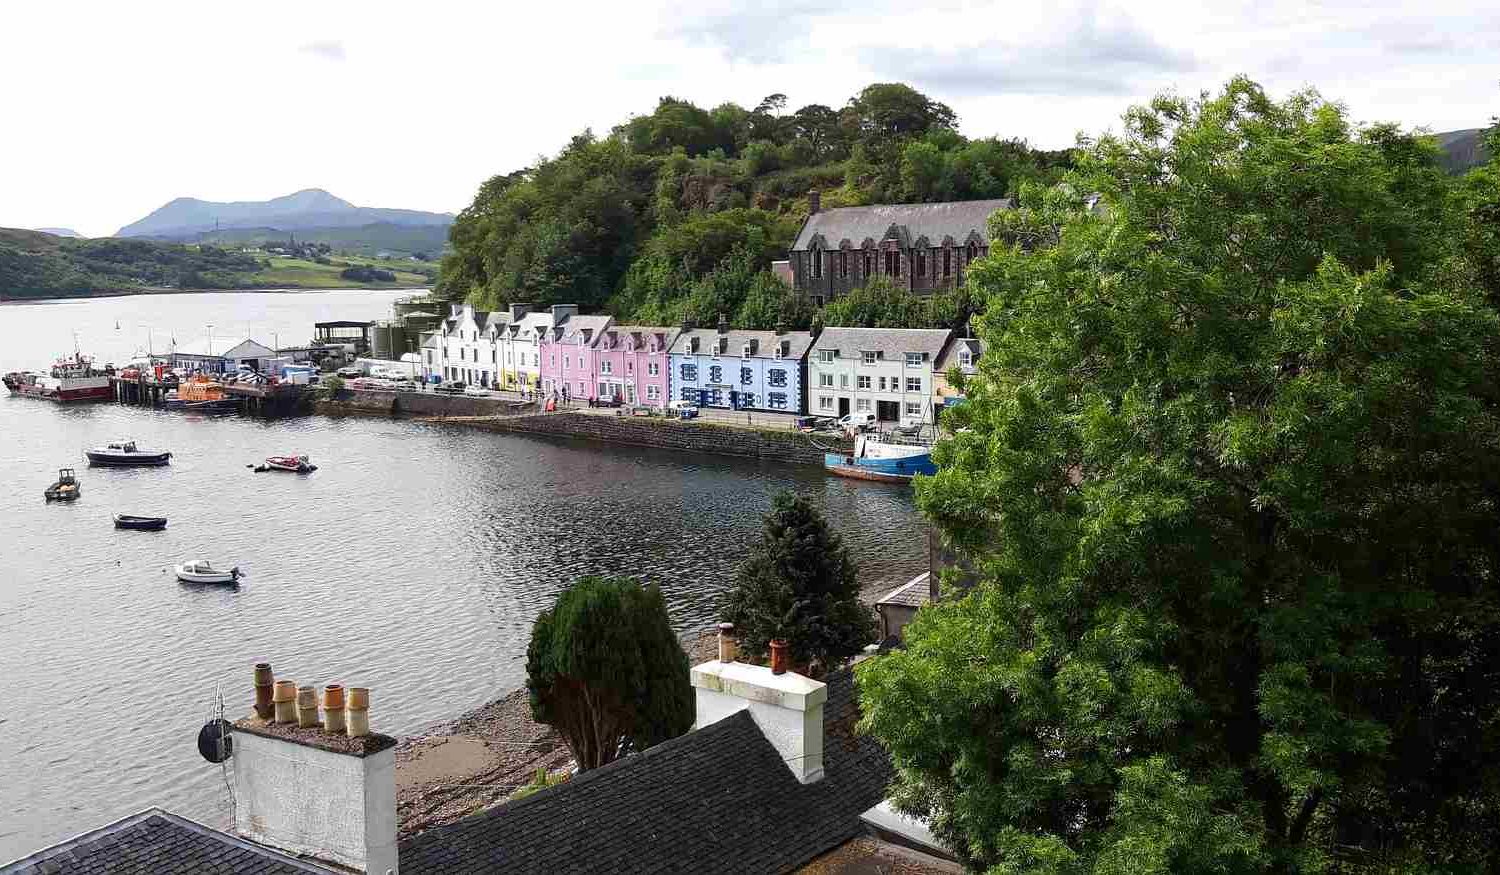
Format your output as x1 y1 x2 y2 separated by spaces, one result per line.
935 337 983 374
0 808 332 874
547 314 612 346
506 311 553 339
597 325 680 353
812 327 952 362
398 667 892 875
876 572 932 609
670 328 816 362
792 199 1012 251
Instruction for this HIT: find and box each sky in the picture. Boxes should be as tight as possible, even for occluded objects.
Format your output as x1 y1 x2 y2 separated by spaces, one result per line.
2 0 1495 238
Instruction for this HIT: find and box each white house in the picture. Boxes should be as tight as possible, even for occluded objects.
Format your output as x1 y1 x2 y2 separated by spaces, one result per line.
500 304 577 392
806 327 952 424
170 337 277 374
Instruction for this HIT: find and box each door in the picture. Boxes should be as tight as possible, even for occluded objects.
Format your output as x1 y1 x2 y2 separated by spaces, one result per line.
877 400 900 422
626 384 635 404
838 397 851 418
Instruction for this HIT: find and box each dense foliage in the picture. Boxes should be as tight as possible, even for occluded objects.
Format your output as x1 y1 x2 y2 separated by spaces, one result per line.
0 229 264 297
857 78 1500 872
821 276 978 331
721 491 875 673
526 576 693 771
340 265 397 283
437 83 1072 323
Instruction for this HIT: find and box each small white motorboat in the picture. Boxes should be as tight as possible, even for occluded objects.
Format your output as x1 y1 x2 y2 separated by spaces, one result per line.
175 559 243 584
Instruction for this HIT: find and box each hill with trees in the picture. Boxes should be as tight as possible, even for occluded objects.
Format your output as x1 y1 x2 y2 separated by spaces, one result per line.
436 84 1074 325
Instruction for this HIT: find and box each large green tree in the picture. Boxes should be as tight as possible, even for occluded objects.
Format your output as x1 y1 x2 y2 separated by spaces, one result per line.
527 576 694 771
722 491 875 672
857 78 1500 872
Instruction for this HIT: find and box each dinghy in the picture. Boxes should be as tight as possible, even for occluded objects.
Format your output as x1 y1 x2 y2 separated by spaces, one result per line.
44 468 81 501
115 514 168 531
175 560 243 584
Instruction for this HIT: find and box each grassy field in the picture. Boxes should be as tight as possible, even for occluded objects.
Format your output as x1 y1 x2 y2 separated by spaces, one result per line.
251 257 432 288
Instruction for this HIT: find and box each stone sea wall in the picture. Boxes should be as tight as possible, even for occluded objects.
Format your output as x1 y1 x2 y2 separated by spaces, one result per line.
317 391 848 467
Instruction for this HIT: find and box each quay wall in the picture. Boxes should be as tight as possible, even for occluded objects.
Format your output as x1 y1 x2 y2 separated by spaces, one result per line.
317 391 848 467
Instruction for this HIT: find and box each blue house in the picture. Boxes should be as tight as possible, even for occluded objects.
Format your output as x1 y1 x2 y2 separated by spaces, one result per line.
668 317 814 417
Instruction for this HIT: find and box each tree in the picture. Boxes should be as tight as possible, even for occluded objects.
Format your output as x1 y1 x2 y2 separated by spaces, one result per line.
858 78 1500 872
722 492 875 672
527 577 694 771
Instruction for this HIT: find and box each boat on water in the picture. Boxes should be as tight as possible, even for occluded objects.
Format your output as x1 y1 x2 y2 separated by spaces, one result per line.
44 468 82 501
86 440 173 467
175 560 243 584
165 376 236 412
261 454 317 473
4 352 112 403
824 433 938 484
115 514 168 531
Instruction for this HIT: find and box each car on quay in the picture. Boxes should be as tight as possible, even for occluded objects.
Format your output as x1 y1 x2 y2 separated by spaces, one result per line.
666 399 699 419
435 381 466 395
336 366 362 379
838 411 877 432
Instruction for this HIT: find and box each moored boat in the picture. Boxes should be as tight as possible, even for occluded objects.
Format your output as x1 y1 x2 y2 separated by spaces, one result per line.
823 433 937 484
44 468 81 501
4 352 112 403
263 454 316 473
86 440 172 467
175 560 243 584
172 376 236 413
115 514 168 531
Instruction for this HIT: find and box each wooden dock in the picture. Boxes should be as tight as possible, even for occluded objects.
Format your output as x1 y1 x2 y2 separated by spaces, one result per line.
110 376 314 417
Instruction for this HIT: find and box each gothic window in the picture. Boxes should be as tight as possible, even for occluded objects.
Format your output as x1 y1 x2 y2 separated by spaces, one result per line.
884 250 901 277
840 251 849 278
943 248 952 278
967 242 978 262
864 252 873 276
916 250 926 277
811 248 822 279
767 368 787 387
740 366 754 385
680 363 698 382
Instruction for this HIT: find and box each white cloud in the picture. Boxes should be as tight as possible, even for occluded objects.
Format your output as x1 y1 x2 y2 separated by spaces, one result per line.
0 0 1494 237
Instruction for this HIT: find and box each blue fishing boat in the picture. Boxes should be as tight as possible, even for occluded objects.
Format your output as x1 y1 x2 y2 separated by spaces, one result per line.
824 434 937 483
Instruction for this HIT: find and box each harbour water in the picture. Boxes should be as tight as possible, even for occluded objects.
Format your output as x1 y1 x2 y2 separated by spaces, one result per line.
0 290 926 860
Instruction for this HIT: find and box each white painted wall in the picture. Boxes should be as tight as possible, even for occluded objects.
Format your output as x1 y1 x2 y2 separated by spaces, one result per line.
233 731 398 874
691 661 827 783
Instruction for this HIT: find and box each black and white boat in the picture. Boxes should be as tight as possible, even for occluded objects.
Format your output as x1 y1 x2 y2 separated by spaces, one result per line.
86 440 172 467
114 514 168 531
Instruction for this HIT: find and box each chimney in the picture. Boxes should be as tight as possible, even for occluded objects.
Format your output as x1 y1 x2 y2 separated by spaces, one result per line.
680 316 692 334
233 667 398 874
509 302 533 321
717 313 728 335
550 303 579 325
691 657 827 784
774 319 786 336
807 189 821 215
449 302 464 318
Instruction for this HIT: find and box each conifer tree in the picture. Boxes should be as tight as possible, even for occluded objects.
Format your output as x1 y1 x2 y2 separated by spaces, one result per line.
722 491 875 672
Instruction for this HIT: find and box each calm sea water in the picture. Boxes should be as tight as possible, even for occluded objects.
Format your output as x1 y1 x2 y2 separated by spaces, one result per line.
0 290 925 860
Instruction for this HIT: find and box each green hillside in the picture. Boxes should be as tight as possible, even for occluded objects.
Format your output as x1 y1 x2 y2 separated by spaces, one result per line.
0 229 431 300
436 84 1074 327
186 222 450 259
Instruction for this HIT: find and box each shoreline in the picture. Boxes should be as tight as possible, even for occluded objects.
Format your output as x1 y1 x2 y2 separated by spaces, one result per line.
0 284 434 304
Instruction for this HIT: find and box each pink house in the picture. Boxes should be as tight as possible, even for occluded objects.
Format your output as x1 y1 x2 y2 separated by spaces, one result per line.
538 314 611 402
593 325 680 408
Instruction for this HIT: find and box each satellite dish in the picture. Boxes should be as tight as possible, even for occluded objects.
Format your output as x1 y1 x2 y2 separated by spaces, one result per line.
198 718 233 763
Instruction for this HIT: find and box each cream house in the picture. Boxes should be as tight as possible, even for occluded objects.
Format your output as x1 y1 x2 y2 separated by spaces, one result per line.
806 327 951 424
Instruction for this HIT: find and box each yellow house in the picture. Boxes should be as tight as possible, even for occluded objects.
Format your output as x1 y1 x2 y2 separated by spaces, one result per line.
933 336 982 424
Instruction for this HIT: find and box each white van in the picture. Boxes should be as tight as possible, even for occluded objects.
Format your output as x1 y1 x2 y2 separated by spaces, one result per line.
838 411 877 431
667 399 699 418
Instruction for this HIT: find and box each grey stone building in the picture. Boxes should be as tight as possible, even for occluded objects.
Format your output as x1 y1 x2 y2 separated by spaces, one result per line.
787 192 1012 306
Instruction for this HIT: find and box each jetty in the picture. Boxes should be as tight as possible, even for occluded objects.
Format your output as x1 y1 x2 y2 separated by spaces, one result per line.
110 373 314 417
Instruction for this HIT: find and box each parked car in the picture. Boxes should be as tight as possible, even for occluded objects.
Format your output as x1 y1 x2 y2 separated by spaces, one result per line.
838 411 877 432
435 381 466 395
463 385 491 397
336 366 362 379
667 399 699 419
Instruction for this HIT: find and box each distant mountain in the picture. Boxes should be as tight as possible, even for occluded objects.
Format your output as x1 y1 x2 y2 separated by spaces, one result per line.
34 227 82 238
1434 128 1492 174
116 188 453 239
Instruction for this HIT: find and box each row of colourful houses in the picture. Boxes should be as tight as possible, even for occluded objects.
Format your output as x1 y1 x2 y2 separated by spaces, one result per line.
422 303 983 424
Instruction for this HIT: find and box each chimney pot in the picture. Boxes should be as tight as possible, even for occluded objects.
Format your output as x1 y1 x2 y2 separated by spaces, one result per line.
770 639 790 675
272 680 298 724
323 685 347 734
253 663 274 720
296 686 320 728
347 687 371 738
717 623 736 663
808 189 821 215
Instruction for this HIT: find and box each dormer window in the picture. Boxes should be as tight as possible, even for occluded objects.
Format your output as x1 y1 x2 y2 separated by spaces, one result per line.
958 349 973 368
774 342 785 361
862 351 877 366
905 352 923 366
741 344 751 360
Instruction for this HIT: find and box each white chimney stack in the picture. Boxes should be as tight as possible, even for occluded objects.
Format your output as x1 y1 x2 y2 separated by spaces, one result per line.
232 707 398 873
690 659 827 784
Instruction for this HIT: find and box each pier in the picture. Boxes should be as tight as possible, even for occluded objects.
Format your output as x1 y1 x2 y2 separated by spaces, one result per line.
110 374 314 417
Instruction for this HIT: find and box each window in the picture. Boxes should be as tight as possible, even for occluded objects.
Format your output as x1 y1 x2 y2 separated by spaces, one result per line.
626 361 633 374
767 368 787 387
812 295 824 308
598 382 608 397
862 351 876 365
840 251 849 278
864 252 874 276
708 365 723 383
840 374 849 388
577 381 585 395
681 387 698 402
563 355 569 372
739 392 757 408
774 344 784 361
916 251 926 277
818 349 835 363
943 248 952 278
768 392 788 409
741 344 751 360
648 362 660 376
819 396 834 411
856 398 871 412
906 377 922 392
906 402 923 416
884 250 900 276
680 363 698 382
740 367 754 385
958 349 972 368
600 361 613 375
857 375 871 390
491 350 497 363
905 352 923 366
811 248 822 279
704 388 723 406
647 385 660 400
819 373 834 388
878 376 887 391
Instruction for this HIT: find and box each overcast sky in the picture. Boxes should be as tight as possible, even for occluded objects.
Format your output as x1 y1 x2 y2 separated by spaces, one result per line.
3 0 1495 237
